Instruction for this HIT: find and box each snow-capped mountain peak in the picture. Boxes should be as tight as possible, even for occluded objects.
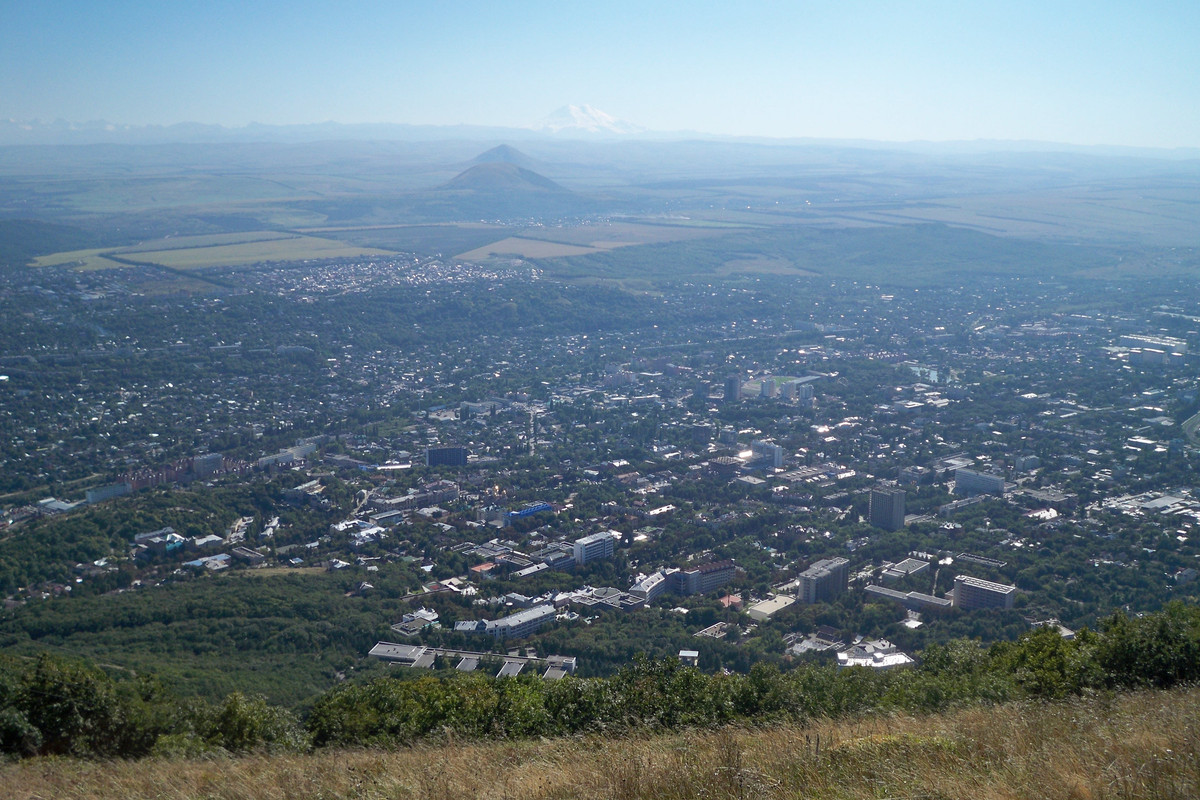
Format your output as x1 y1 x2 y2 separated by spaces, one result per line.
536 104 645 135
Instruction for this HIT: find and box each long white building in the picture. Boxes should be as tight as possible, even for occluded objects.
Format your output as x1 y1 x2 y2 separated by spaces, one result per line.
952 575 1017 610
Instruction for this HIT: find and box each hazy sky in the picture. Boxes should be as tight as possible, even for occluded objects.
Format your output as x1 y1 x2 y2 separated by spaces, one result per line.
3 1 1198 147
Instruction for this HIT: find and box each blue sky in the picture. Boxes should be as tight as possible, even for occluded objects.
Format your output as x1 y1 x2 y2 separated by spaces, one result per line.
2 1 1197 147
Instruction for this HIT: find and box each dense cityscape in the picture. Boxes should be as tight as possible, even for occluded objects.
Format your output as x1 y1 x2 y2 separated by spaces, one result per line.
4 250 1199 699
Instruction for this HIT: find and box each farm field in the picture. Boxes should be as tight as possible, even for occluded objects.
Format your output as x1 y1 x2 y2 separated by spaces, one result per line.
517 220 749 247
717 256 819 276
33 234 398 271
127 236 396 269
455 237 604 260
116 231 298 253
842 186 1200 246
314 222 512 257
31 248 128 271
455 220 755 262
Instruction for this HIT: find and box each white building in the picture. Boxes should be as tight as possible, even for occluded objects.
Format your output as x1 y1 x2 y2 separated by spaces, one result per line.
953 575 1017 610
836 638 915 670
573 531 615 565
486 604 557 639
751 439 784 469
630 570 670 602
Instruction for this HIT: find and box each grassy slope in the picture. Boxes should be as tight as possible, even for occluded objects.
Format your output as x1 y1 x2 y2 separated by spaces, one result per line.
3 686 1197 800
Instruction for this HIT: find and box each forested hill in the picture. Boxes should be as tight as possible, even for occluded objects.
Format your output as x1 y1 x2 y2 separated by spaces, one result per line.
2 601 1199 761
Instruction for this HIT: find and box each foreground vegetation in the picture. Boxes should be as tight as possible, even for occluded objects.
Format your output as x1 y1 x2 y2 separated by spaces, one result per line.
2 602 1200 764
3 685 1197 800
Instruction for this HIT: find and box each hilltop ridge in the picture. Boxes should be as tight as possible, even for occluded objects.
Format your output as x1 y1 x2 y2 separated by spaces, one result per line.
3 686 1195 800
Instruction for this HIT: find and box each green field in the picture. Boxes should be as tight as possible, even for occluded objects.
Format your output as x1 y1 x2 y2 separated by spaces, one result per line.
34 233 398 271
116 230 298 253
32 248 128 270
456 236 603 260
128 235 396 269
517 220 749 247
311 222 513 256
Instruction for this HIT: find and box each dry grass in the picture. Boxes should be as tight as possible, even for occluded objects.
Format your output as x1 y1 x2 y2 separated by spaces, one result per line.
4 687 1198 800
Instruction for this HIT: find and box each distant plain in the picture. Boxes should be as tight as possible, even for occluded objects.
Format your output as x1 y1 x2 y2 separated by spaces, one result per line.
5 138 1198 288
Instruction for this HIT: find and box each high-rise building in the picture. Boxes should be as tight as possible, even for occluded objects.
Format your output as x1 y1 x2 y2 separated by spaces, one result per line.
724 375 742 404
797 557 849 603
751 439 784 469
952 575 1017 610
760 378 777 398
869 487 906 531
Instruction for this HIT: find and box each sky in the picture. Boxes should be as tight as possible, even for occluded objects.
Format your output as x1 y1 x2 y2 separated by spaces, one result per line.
2 1 1198 148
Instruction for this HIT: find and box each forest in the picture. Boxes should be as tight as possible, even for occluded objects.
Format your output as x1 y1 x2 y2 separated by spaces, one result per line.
2 601 1199 760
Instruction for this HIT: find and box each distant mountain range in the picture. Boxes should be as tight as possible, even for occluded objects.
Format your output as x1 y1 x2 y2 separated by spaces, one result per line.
0 106 650 147
1 112 1197 161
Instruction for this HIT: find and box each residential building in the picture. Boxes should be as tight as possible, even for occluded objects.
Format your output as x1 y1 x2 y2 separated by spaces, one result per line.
192 452 224 477
723 375 741 403
953 575 1017 610
573 531 615 565
486 604 557 639
751 439 784 469
630 570 670 602
425 446 469 467
869 487 906 531
954 468 1005 496
797 557 849 604
864 584 952 611
675 560 737 595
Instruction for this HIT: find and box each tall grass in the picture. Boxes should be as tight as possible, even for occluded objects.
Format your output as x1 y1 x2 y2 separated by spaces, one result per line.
3 685 1197 800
